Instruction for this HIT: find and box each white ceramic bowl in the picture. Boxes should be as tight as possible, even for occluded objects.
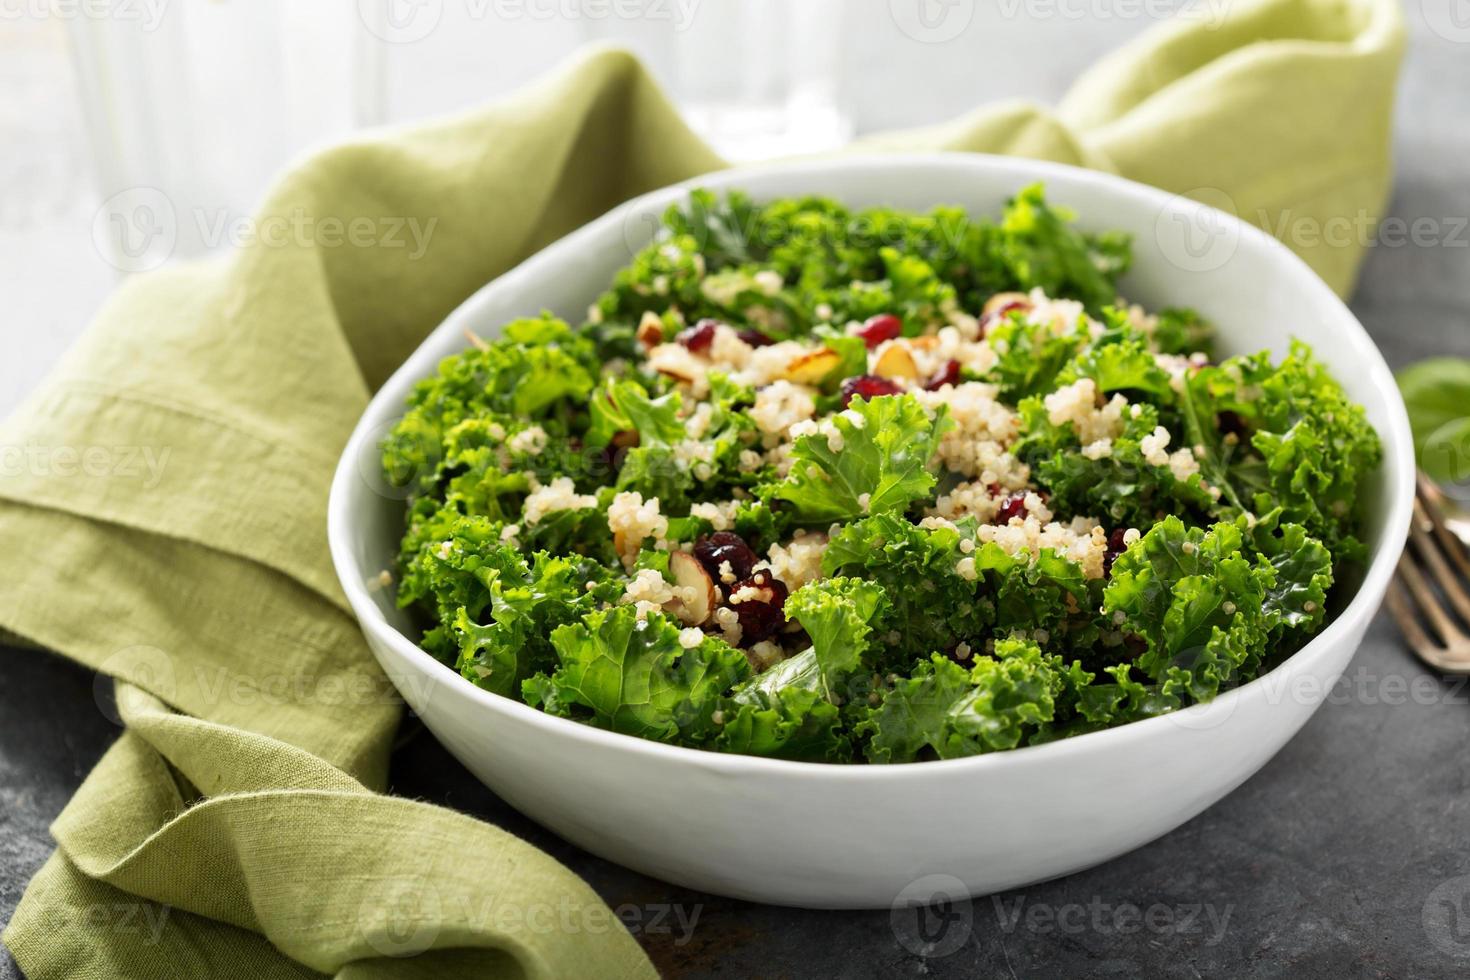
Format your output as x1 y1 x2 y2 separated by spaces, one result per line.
328 154 1414 909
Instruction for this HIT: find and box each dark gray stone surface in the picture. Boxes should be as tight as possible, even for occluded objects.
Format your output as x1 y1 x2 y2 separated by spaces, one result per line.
6 14 1470 980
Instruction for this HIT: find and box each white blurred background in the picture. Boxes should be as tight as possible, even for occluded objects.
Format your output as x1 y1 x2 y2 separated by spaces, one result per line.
1 0 1463 416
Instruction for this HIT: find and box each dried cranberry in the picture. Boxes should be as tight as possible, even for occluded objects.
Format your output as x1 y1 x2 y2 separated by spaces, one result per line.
855 313 902 349
728 569 790 645
693 531 759 582
978 300 1028 336
995 492 1028 524
677 318 719 352
839 374 902 408
924 359 961 390
1103 527 1129 576
737 328 774 348
986 481 1002 498
1217 410 1248 437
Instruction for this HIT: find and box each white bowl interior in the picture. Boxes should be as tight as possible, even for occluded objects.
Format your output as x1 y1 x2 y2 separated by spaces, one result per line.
329 154 1414 907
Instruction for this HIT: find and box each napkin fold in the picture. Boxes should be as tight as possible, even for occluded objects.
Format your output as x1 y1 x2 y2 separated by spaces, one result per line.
2 1 1403 976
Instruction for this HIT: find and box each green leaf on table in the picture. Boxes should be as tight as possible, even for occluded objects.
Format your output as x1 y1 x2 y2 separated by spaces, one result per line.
1397 357 1470 484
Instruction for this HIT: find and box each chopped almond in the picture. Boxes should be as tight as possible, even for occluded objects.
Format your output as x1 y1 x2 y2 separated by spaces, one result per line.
982 292 1032 317
783 347 842 385
668 551 717 626
636 311 665 350
873 344 920 381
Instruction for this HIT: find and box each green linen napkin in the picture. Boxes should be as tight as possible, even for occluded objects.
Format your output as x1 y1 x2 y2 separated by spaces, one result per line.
1 0 1403 976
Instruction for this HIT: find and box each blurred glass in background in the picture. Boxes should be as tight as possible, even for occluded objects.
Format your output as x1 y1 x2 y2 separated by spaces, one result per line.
579 0 852 161
57 0 1206 272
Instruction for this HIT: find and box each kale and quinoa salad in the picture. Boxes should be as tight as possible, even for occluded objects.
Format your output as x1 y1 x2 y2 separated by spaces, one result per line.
380 185 1382 764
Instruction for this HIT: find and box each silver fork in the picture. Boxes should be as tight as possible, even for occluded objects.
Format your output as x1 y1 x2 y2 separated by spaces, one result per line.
1386 472 1470 673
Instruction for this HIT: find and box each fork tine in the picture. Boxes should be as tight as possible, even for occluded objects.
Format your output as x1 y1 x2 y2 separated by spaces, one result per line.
1408 497 1470 625
1396 552 1469 649
1389 574 1470 672
1386 574 1440 657
1417 472 1470 578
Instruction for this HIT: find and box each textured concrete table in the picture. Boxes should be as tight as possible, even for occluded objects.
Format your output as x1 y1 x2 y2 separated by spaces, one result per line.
5 13 1470 980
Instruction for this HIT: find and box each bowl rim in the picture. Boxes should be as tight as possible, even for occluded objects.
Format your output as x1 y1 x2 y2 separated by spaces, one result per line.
328 151 1415 782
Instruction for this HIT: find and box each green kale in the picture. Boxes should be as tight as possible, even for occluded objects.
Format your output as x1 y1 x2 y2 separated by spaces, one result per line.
991 183 1131 314
528 606 750 744
983 310 1089 401
822 514 991 666
785 577 891 694
861 639 1080 763
1184 341 1381 559
764 394 952 524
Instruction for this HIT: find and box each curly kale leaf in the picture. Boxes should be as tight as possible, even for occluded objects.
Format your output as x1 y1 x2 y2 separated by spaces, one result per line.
720 652 850 762
587 377 685 449
1150 307 1214 358
862 639 1080 762
451 550 613 698
823 514 990 665
785 577 892 694
1060 327 1175 402
966 538 1098 644
765 394 952 524
1247 509 1334 640
381 314 593 497
530 606 750 743
992 183 1130 314
984 310 1090 402
1184 341 1382 559
1018 399 1217 529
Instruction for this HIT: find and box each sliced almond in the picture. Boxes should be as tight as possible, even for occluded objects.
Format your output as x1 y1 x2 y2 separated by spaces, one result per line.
908 335 940 351
782 346 842 384
656 366 698 384
668 551 717 626
647 345 701 384
873 344 920 381
613 530 634 568
636 311 665 350
982 291 1032 318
